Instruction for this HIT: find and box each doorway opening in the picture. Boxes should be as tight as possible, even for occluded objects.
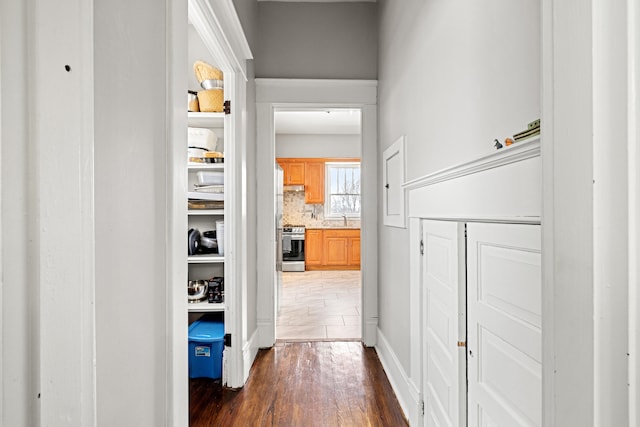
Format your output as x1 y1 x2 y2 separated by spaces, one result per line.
274 108 363 341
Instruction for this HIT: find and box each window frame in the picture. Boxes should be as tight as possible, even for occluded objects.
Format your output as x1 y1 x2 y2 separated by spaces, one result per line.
323 161 361 219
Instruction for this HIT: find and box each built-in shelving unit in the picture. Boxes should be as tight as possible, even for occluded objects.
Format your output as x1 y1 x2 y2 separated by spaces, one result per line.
187 111 226 313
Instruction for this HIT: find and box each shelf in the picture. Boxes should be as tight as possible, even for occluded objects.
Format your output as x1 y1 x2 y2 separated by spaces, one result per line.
187 300 225 313
188 112 225 128
188 209 224 216
188 254 225 264
187 163 225 171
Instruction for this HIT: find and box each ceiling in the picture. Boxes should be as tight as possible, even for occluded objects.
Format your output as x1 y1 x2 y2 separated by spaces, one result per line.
274 109 362 135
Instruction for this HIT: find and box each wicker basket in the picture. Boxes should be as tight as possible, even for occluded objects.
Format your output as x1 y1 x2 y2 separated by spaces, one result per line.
197 89 224 112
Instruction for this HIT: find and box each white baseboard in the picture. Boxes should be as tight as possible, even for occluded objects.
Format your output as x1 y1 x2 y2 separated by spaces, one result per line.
242 328 260 383
257 320 274 348
376 328 422 426
364 317 378 346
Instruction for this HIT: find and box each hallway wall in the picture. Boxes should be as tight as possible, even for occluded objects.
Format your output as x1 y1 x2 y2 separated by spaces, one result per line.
255 2 377 79
377 0 540 374
232 0 260 354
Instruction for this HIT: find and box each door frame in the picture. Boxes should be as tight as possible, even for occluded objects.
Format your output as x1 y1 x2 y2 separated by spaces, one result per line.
168 2 252 422
255 79 378 347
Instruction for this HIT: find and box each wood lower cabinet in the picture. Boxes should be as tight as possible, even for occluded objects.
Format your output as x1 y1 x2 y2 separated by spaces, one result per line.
348 236 360 265
305 229 323 266
306 228 360 270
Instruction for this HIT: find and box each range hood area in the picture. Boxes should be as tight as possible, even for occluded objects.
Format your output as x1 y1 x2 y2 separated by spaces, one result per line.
283 185 304 192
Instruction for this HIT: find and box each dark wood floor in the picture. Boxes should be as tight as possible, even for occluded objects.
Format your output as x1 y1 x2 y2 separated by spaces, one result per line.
190 341 408 426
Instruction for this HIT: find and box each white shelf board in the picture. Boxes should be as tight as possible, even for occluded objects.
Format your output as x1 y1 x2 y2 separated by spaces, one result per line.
188 112 225 127
188 254 225 264
187 163 225 171
187 301 225 313
188 209 224 216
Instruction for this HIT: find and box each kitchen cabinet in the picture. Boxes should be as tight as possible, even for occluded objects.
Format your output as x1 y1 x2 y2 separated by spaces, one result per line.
305 229 323 266
277 158 358 204
304 161 324 204
187 112 226 313
278 160 305 185
305 228 360 270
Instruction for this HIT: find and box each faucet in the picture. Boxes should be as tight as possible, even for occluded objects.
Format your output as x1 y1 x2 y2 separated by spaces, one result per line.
343 215 348 227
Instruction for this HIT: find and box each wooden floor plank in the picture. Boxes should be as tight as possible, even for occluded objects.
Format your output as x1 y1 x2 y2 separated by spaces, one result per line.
189 341 408 426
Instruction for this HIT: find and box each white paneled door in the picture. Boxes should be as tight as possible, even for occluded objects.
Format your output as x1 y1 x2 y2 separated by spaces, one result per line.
422 220 466 426
466 223 542 426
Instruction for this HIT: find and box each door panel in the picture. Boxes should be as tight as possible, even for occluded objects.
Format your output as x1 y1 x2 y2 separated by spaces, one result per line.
422 220 465 426
324 236 348 265
467 223 541 426
348 237 360 266
304 161 324 204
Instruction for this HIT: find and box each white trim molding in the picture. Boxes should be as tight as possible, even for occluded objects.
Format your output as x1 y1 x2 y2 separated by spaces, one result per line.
188 0 253 81
255 79 379 347
403 137 540 191
406 137 541 223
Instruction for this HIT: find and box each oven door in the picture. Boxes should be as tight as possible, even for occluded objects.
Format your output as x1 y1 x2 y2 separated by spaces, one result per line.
283 233 305 262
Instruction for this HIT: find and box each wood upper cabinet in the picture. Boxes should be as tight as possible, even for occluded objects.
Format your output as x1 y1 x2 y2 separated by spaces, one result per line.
304 161 324 204
277 159 305 185
277 158 357 204
305 229 323 266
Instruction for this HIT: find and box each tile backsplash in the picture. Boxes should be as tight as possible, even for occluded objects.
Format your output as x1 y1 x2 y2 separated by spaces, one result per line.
283 191 361 228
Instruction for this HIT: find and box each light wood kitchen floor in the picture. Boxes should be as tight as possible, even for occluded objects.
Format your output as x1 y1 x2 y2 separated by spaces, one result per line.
276 270 361 341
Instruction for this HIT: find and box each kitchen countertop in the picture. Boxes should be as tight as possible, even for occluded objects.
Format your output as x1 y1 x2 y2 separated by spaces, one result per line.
306 227 361 230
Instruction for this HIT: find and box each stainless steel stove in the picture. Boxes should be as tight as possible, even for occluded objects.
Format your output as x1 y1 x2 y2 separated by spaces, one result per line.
282 224 305 272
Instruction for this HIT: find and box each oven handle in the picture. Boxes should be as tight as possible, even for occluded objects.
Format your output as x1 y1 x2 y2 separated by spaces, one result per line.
285 233 305 240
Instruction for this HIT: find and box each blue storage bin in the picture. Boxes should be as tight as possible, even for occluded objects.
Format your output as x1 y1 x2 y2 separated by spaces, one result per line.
188 319 224 379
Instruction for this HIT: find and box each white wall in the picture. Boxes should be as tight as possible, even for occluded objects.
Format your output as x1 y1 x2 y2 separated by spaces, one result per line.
378 0 540 374
255 2 377 79
188 24 221 92
94 0 181 424
276 134 360 158
1 1 39 425
231 0 260 349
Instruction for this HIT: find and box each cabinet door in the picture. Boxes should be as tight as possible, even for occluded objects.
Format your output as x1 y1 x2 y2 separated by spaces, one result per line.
422 220 465 427
347 236 360 266
466 223 541 426
324 236 348 266
283 162 305 185
304 161 324 204
305 229 323 266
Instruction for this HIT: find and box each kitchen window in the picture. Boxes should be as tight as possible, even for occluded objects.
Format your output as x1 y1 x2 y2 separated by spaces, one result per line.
325 162 361 218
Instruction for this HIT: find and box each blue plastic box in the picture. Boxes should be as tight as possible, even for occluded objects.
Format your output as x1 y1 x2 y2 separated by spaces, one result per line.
188 319 224 379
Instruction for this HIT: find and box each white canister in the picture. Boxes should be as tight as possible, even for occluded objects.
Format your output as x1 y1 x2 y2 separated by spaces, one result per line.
216 221 225 256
